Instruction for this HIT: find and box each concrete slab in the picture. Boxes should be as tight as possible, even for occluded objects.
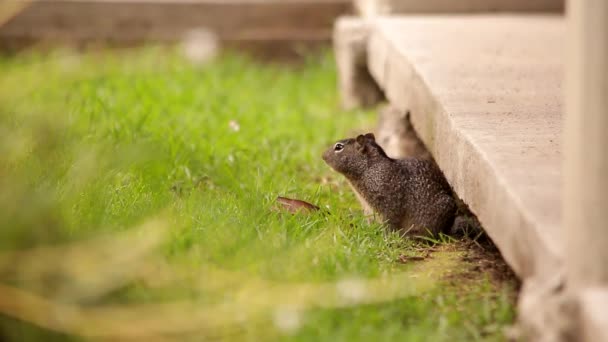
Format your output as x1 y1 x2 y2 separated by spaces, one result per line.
0 0 351 57
365 16 564 280
578 289 608 342
355 0 564 16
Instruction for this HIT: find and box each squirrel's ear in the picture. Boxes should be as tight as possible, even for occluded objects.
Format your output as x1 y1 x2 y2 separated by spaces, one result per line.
355 135 367 153
364 133 376 141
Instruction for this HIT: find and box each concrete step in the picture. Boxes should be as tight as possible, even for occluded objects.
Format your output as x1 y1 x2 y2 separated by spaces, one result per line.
336 15 564 281
355 0 564 16
578 289 608 341
0 0 351 57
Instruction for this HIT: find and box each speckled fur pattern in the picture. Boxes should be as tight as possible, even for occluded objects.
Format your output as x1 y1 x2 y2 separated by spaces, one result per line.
322 133 456 237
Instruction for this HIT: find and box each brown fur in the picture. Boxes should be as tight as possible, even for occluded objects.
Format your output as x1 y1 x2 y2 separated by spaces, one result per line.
322 133 457 237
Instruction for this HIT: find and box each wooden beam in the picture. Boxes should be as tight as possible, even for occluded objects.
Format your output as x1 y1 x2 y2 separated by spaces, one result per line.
0 0 32 26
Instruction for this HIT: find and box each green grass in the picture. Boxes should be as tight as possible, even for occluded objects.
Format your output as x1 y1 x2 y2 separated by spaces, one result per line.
0 47 515 341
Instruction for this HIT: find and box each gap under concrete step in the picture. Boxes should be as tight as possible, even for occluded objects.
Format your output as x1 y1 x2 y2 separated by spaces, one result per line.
339 15 565 281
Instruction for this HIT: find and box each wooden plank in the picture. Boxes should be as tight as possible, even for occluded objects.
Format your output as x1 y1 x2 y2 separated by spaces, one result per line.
0 0 351 54
355 0 563 15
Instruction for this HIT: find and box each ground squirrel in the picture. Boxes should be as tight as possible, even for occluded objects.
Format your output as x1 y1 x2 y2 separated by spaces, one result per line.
322 133 458 237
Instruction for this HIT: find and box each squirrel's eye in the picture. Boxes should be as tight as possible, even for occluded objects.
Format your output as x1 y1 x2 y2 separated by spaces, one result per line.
334 143 344 152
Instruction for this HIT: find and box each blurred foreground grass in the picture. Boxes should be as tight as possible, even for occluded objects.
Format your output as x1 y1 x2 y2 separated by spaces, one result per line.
0 47 514 341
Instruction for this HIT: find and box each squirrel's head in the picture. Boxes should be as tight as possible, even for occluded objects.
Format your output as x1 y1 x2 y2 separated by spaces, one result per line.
322 133 389 178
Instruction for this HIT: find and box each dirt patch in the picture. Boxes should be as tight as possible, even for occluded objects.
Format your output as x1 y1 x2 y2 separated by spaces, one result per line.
398 238 520 297
461 239 519 288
